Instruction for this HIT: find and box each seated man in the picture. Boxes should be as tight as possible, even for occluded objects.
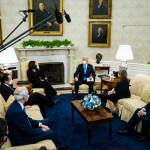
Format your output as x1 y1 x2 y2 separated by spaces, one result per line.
5 87 66 149
118 102 150 141
0 73 58 118
74 56 96 99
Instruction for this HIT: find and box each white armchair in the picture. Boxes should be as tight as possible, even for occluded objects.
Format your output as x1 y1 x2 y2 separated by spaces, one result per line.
72 59 97 99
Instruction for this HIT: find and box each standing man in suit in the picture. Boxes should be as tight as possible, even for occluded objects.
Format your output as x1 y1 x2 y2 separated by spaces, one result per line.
5 87 66 149
74 56 96 99
118 102 150 141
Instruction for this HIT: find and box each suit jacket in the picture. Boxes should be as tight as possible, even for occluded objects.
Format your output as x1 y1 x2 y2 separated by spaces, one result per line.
0 84 14 101
115 78 131 98
144 103 150 115
5 100 43 146
74 64 96 81
27 68 44 85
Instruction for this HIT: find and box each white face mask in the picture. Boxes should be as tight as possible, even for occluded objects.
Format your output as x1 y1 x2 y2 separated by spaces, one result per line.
9 79 13 85
82 61 86 64
26 95 29 102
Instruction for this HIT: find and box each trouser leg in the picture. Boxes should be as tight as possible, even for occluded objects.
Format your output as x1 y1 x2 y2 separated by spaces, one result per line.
86 81 94 94
127 108 141 130
141 116 150 136
74 80 83 98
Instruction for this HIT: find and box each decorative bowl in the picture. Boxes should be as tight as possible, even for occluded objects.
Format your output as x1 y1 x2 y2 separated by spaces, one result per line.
80 94 101 110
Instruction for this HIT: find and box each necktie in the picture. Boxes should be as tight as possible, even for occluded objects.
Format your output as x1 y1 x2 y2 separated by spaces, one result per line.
84 64 86 74
83 64 87 81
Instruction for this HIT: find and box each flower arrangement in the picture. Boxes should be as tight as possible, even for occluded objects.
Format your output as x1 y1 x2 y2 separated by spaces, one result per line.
80 94 101 110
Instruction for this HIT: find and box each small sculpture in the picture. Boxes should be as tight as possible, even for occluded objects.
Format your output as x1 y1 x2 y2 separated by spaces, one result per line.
96 53 102 64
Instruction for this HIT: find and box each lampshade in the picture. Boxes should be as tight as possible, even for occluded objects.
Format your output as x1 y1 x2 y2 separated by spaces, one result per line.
0 47 18 64
116 45 133 61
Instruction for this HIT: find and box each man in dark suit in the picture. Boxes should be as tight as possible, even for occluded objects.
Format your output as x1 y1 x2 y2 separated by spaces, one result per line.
74 56 96 99
118 103 150 141
34 2 59 31
92 27 107 44
0 73 57 118
93 0 108 15
5 87 66 149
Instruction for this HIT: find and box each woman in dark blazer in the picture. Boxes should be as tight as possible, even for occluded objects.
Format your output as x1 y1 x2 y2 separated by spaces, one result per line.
103 69 131 114
27 61 60 101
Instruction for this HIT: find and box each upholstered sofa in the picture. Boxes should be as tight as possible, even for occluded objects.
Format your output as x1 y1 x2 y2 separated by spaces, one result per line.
0 94 56 150
116 74 150 131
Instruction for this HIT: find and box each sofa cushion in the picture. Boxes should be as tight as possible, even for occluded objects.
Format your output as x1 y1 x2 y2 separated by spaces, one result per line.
141 84 150 103
26 105 43 120
117 94 140 105
123 98 147 114
0 94 6 117
1 138 12 149
4 95 15 112
130 74 150 97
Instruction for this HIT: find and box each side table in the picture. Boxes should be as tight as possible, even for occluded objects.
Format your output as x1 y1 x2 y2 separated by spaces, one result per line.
101 77 120 93
13 79 32 93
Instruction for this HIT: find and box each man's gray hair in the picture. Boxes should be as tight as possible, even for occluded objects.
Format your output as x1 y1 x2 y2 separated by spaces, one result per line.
14 87 28 101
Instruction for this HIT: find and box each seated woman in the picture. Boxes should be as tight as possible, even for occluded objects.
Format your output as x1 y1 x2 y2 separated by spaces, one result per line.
103 69 131 115
0 118 8 149
27 61 60 102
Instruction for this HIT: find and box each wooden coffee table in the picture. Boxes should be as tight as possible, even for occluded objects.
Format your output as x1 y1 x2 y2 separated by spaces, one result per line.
71 100 114 145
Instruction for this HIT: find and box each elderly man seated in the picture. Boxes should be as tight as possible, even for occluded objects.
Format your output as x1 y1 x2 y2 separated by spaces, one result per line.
74 56 96 99
5 87 67 150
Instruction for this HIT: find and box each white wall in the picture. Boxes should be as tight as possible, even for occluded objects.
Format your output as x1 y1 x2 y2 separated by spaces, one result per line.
1 0 150 64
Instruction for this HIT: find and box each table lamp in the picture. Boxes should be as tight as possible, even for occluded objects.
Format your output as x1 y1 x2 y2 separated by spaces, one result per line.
116 45 133 70
0 47 18 72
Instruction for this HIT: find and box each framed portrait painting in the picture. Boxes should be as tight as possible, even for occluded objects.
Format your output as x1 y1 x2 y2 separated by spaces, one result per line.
88 21 111 48
0 19 2 44
28 0 63 36
89 0 112 19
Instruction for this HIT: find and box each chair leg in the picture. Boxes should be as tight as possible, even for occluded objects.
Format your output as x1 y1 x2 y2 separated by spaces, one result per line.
72 90 75 100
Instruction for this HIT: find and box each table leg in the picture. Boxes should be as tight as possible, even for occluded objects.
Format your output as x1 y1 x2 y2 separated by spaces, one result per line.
101 78 103 93
72 107 74 123
109 120 112 141
88 126 91 145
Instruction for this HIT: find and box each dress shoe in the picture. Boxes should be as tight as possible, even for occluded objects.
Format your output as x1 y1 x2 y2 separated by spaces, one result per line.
118 129 133 135
39 146 47 150
134 135 146 141
57 144 67 150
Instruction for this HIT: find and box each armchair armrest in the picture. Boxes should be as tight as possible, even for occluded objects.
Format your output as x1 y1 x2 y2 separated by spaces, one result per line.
2 140 56 150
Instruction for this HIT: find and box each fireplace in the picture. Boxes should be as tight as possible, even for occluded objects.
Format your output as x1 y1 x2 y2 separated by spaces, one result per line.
17 47 76 83
39 62 64 85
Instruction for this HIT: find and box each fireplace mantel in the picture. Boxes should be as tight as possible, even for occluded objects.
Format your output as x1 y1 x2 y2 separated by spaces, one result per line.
17 47 77 83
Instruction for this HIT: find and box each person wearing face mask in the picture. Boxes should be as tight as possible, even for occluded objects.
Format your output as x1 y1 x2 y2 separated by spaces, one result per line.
27 61 60 103
0 73 57 118
74 56 96 99
5 87 67 149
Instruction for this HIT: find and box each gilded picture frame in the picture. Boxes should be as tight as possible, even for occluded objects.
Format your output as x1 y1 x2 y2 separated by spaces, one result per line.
89 0 112 19
88 21 111 48
28 0 63 36
0 19 2 44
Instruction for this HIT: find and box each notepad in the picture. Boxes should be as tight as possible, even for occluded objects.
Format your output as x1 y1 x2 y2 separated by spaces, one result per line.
87 78 94 82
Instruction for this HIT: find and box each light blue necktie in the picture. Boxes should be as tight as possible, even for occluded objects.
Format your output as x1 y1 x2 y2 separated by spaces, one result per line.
83 64 87 81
